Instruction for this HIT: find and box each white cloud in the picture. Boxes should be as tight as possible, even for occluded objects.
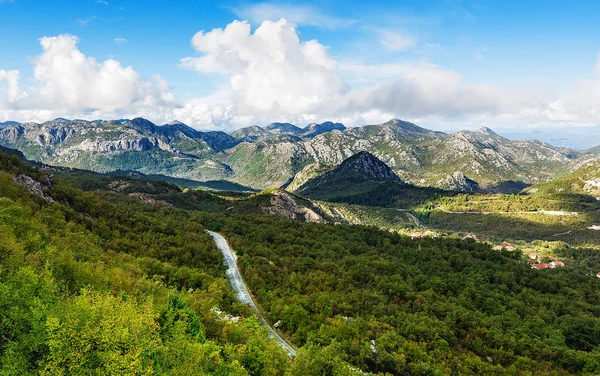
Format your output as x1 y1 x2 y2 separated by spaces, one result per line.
329 63 518 118
181 19 348 117
0 34 177 123
232 3 354 28
113 37 127 44
96 0 108 4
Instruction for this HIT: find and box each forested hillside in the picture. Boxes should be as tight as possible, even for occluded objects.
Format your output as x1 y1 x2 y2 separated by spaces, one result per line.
0 149 358 375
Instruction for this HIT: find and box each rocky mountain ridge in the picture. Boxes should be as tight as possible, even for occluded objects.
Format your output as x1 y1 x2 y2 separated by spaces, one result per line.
0 117 589 192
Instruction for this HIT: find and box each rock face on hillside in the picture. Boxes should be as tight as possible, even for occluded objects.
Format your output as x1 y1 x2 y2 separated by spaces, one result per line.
436 171 480 192
261 189 328 222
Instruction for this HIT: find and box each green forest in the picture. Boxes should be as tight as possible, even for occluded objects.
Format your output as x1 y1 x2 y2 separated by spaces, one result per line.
2 148 600 375
208 215 600 375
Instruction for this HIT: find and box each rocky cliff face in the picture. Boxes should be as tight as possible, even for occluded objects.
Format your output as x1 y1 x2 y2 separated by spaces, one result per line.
436 171 480 192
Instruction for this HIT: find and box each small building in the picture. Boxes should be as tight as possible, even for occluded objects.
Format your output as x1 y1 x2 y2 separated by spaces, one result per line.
531 261 565 270
501 242 516 251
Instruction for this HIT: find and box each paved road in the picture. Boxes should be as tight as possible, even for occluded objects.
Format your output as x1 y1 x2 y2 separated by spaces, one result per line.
207 231 297 358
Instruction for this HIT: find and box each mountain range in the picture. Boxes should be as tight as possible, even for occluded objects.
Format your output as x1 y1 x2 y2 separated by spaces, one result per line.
0 117 592 193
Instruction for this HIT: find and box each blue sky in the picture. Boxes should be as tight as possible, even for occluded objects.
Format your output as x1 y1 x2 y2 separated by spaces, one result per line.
1 0 600 146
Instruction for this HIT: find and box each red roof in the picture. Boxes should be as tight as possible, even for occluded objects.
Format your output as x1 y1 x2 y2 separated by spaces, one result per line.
532 263 551 270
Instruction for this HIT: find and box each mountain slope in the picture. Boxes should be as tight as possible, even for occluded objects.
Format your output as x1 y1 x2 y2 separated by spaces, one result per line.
531 158 600 196
295 151 442 208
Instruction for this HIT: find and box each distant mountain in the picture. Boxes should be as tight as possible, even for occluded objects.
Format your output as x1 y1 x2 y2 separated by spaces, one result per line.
0 117 579 190
0 118 236 181
232 121 346 141
231 125 270 142
301 121 346 138
264 122 303 135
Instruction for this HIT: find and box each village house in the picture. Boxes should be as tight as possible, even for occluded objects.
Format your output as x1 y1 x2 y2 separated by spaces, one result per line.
493 242 517 251
531 261 565 270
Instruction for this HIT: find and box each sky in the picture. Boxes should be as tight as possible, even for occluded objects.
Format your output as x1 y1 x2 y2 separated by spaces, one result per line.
1 0 600 147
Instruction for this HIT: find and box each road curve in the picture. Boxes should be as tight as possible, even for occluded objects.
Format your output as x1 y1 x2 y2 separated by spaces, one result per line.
207 231 297 358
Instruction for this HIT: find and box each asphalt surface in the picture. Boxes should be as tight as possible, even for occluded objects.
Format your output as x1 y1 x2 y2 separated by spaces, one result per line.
207 231 297 357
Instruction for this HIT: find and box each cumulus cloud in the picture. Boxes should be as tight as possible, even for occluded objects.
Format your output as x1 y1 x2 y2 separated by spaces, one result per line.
0 34 177 123
330 63 516 118
181 19 348 117
29 35 174 112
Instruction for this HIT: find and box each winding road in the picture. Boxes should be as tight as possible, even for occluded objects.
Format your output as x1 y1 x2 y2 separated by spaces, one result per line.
207 231 297 358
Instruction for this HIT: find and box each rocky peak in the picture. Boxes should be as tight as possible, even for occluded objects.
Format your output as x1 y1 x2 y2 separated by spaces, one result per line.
335 151 402 182
476 126 498 136
264 122 303 135
127 118 158 134
167 120 185 126
302 121 346 138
